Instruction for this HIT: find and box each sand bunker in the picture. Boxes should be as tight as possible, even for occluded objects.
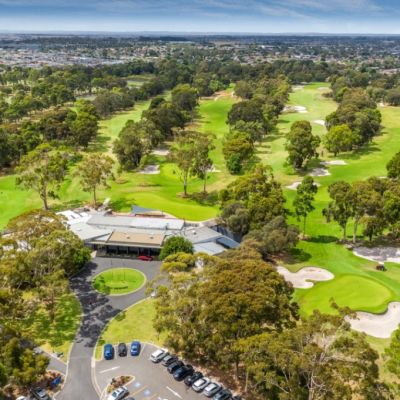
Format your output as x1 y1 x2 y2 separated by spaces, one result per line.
207 165 221 173
310 167 331 177
320 160 347 166
152 149 169 156
276 266 334 289
139 165 160 174
284 105 308 114
318 87 328 90
292 85 304 91
313 119 326 126
354 246 400 263
286 181 321 191
346 302 400 338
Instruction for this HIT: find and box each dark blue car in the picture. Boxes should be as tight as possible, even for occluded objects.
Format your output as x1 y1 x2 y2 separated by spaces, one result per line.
104 344 114 360
130 340 141 356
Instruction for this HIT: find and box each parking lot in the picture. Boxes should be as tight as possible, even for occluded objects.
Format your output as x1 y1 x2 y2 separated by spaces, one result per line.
94 343 204 400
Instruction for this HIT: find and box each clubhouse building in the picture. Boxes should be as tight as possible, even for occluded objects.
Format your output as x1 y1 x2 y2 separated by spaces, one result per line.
58 206 239 257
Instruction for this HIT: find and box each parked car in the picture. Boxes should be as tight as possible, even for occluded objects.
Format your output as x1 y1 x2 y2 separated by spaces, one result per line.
184 371 203 386
192 377 211 392
130 340 141 356
125 398 136 400
161 354 177 366
214 389 232 400
232 396 242 400
204 382 222 397
173 364 194 381
104 344 114 360
137 255 153 261
118 342 127 357
167 360 184 373
16 397 28 400
107 386 129 400
150 348 169 363
31 388 51 400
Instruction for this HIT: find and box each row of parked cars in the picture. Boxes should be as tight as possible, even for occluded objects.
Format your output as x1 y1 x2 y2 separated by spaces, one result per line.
103 340 141 360
150 349 242 400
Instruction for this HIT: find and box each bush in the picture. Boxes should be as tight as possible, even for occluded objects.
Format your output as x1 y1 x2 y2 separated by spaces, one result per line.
159 236 194 260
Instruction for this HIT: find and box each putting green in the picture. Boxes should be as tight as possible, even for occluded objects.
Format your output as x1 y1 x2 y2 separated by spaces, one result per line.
93 268 146 295
294 274 394 316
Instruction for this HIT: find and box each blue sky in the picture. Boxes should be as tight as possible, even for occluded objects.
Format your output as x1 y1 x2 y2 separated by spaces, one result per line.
0 0 399 33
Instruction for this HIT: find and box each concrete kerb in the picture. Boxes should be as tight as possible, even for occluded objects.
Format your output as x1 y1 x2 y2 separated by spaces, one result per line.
91 268 147 297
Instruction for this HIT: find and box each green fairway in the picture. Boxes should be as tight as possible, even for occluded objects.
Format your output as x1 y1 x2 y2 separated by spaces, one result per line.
95 299 165 359
22 293 81 361
93 268 145 295
0 91 235 228
261 83 400 317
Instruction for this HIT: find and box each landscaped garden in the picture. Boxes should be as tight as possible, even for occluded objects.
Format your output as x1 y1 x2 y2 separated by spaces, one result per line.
92 268 146 295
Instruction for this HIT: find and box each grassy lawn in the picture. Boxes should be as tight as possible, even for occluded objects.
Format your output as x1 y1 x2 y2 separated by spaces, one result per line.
95 299 165 359
93 268 145 295
22 293 81 361
0 91 234 228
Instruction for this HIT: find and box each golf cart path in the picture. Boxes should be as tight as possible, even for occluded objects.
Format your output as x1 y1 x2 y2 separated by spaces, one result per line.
56 257 161 400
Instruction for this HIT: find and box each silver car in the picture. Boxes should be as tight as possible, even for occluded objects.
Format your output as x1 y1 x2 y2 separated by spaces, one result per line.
203 382 222 397
107 386 129 400
192 377 211 392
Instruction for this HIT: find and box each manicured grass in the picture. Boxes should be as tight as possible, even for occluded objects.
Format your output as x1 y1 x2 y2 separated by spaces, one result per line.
95 299 165 359
93 268 145 295
0 91 234 228
259 83 400 317
22 293 81 361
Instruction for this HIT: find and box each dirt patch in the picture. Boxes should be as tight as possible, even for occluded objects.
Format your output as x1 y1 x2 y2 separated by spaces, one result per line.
276 266 334 289
346 302 400 338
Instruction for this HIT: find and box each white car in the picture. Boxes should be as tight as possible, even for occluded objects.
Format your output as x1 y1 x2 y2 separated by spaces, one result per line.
150 348 168 363
107 386 129 400
192 377 211 392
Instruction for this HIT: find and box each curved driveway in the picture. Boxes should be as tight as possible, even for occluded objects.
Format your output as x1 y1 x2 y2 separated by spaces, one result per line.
57 257 161 400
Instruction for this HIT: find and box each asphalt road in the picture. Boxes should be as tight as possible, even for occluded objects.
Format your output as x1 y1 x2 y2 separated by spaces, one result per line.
95 343 205 400
56 257 161 400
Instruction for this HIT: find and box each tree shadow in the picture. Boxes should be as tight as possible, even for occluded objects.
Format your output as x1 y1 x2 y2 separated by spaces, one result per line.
285 248 312 264
307 235 338 244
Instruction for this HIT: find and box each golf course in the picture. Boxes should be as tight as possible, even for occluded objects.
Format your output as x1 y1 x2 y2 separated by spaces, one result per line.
3 82 400 359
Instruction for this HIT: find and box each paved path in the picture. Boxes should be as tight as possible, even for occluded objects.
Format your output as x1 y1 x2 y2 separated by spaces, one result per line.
57 257 161 400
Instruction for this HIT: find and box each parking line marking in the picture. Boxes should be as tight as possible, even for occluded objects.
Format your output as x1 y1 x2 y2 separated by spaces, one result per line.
99 366 120 374
166 386 182 399
131 385 148 396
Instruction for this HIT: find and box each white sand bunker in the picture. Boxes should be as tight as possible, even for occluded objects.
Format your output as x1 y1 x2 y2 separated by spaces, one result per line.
152 149 169 156
354 246 400 264
292 85 304 91
313 119 325 126
207 165 221 173
276 266 334 289
346 302 400 338
139 164 160 174
318 87 328 90
284 105 308 114
321 160 347 166
286 181 321 191
310 167 331 177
